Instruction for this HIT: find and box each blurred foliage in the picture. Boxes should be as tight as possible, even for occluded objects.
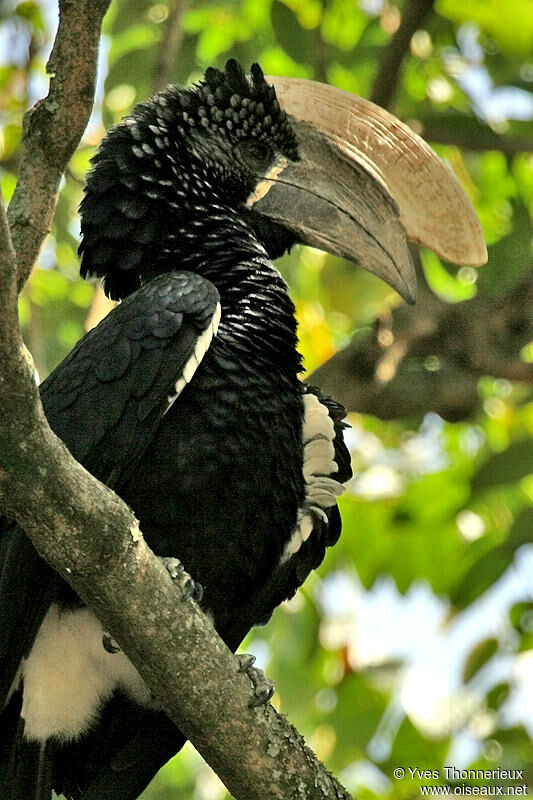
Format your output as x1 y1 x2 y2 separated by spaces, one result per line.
1 0 533 798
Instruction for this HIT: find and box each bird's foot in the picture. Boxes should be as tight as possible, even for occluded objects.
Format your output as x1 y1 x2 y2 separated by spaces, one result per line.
160 556 204 603
237 653 275 708
102 559 202 652
102 632 121 654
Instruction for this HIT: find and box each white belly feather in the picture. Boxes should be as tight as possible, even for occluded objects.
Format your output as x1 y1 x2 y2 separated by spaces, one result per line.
16 603 153 743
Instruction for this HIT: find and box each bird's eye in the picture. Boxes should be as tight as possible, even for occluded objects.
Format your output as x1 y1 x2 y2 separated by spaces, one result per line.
237 140 274 169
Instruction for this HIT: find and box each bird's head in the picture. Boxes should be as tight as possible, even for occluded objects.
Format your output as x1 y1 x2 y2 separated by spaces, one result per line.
79 59 486 301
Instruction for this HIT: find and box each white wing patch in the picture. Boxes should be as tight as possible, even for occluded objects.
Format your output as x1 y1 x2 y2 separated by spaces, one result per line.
165 301 221 412
281 392 346 562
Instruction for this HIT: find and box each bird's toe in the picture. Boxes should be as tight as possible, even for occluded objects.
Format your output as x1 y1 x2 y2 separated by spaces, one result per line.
237 653 275 707
160 557 203 602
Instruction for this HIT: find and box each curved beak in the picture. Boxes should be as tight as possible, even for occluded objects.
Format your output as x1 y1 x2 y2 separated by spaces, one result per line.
249 77 487 304
248 119 416 303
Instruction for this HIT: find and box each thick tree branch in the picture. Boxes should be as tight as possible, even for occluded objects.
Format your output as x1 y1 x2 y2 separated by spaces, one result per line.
370 0 435 110
0 192 20 364
311 260 533 421
7 0 111 291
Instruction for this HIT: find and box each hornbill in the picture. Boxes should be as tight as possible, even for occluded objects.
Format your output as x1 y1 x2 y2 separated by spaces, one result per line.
0 60 485 799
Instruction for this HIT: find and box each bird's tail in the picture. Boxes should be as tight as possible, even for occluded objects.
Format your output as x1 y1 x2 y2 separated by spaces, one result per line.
0 691 55 800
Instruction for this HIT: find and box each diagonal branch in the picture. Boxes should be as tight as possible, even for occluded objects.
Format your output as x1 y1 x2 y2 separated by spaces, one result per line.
8 0 111 292
419 113 533 154
310 259 533 422
370 0 435 110
152 0 190 93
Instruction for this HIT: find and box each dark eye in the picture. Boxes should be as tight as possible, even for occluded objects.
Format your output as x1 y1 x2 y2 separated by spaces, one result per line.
237 140 274 169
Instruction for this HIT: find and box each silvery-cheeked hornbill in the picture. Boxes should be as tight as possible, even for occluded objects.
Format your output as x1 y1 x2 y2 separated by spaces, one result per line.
0 60 486 799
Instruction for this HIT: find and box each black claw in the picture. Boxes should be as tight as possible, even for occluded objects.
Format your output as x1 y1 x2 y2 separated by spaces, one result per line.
160 556 203 602
183 577 203 603
249 679 275 708
181 577 196 601
237 652 275 708
160 557 184 581
237 653 256 672
192 580 204 603
102 633 121 654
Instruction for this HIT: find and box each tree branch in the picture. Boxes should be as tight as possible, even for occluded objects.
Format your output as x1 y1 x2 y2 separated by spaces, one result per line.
370 0 435 110
0 189 19 354
152 0 190 93
310 260 533 422
419 113 533 154
7 0 111 291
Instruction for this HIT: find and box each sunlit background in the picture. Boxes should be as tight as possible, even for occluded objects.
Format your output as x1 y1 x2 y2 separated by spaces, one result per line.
1 0 533 797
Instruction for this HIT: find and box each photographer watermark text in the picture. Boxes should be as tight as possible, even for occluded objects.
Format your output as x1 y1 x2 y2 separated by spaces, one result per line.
393 767 528 796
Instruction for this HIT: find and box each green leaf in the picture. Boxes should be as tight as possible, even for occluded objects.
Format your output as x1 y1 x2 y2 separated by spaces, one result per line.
420 249 478 303
450 508 533 611
30 270 69 306
492 724 533 750
15 1 44 30
271 1 316 65
450 548 509 611
480 204 533 298
509 601 533 631
328 672 391 764
472 441 533 492
463 637 499 683
107 23 161 66
387 716 450 773
485 682 511 711
321 0 367 51
507 507 533 549
517 632 533 653
437 0 533 56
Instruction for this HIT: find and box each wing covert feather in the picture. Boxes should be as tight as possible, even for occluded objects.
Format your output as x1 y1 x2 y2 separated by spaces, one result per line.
40 271 220 487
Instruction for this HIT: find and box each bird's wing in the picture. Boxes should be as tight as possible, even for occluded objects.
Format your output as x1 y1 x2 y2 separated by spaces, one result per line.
0 268 220 689
0 270 220 798
40 270 221 486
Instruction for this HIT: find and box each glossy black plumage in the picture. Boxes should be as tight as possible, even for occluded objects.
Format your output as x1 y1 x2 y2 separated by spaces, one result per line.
0 60 352 799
